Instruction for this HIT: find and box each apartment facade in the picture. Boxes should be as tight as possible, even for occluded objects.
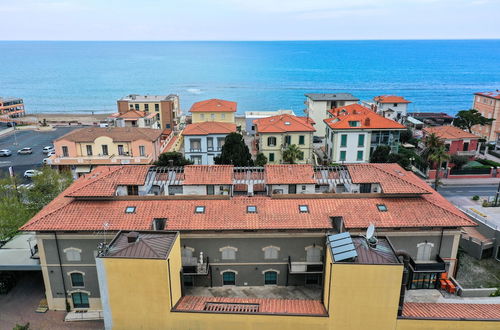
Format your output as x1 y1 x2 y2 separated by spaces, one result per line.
47 127 164 177
471 91 500 141
183 121 236 164
304 93 359 136
423 126 480 156
244 110 295 135
190 98 236 124
117 94 180 130
0 97 25 118
324 104 406 163
373 95 411 122
108 110 160 129
254 114 315 164
21 163 475 314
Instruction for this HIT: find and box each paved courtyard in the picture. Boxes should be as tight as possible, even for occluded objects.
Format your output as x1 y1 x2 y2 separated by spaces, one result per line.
0 272 102 330
185 285 322 300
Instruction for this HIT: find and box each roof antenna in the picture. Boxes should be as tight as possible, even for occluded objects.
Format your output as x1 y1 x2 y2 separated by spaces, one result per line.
365 223 378 248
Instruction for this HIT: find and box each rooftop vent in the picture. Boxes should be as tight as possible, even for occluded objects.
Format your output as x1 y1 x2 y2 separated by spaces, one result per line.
127 232 139 243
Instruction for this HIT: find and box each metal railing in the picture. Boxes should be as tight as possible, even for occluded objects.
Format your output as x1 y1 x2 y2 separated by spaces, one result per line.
456 205 499 231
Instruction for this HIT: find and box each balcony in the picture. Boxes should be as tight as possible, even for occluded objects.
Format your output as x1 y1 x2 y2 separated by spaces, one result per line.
182 256 209 275
288 257 324 274
456 150 476 156
409 255 446 273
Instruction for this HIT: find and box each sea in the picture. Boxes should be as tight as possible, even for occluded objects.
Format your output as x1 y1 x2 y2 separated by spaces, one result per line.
0 40 499 116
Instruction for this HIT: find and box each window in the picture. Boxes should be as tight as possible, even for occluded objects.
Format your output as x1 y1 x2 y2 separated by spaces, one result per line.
269 153 275 162
348 121 360 127
207 185 214 195
129 104 134 109
463 142 469 151
357 151 363 161
263 246 280 259
289 184 297 194
298 151 304 160
247 205 257 213
101 145 108 156
210 114 215 120
200 114 205 120
118 145 124 155
267 136 277 147
191 156 202 165
393 103 398 107
166 123 171 129
86 145 93 156
299 205 309 213
155 103 159 112
339 151 346 161
377 204 387 212
285 135 292 145
134 104 139 111
360 183 372 193
72 292 89 308
62 146 69 157
139 145 145 157
299 135 305 145
195 206 205 213
222 271 236 285
70 272 84 287
264 271 278 285
221 113 226 120
217 138 225 150
152 218 166 230
207 138 214 151
64 248 81 262
125 206 136 213
340 134 347 147
144 104 149 111
220 246 237 260
358 134 365 147
190 139 201 152
416 242 434 261
305 246 322 262
127 185 139 195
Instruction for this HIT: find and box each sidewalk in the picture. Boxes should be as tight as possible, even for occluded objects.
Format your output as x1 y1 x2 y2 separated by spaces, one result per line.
427 177 500 186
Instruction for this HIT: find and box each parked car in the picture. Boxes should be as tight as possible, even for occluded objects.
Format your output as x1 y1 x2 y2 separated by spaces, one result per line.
47 151 55 157
17 147 33 155
24 169 42 178
313 136 323 143
0 149 12 157
42 146 55 154
6 122 16 127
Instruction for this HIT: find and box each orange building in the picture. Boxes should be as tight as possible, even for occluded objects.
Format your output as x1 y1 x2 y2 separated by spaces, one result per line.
0 97 25 119
471 91 500 141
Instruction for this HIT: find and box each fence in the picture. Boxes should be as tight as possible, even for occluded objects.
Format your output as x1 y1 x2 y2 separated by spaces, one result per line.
449 167 492 175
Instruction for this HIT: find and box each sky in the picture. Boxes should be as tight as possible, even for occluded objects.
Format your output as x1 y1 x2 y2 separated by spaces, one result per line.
0 0 499 40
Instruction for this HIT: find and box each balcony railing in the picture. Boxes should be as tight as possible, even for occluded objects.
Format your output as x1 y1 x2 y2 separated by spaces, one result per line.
288 256 324 274
456 150 476 156
409 255 446 272
182 256 210 275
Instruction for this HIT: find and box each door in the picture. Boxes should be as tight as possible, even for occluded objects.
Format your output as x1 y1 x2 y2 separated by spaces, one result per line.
288 185 296 194
207 185 214 195
306 246 322 262
264 271 278 285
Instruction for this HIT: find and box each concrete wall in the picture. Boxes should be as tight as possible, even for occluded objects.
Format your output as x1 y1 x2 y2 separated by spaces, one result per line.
192 112 235 124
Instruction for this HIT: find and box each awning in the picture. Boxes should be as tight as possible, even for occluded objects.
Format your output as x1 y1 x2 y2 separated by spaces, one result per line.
75 165 92 173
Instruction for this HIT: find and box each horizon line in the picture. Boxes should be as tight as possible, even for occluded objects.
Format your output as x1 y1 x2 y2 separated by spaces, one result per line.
1 38 500 42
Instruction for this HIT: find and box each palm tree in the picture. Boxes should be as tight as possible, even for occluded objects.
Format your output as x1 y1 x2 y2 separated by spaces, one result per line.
282 144 303 164
428 146 451 191
421 133 444 163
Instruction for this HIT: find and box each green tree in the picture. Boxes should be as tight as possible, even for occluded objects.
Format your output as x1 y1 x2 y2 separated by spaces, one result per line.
453 109 494 133
214 133 253 166
25 167 73 213
429 146 451 191
399 129 414 144
370 145 391 163
421 133 444 164
155 152 193 166
450 154 468 170
387 153 411 169
282 144 303 164
255 153 268 166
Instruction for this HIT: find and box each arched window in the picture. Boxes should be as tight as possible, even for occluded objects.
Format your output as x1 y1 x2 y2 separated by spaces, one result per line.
416 242 434 261
219 246 237 260
64 247 82 262
262 246 280 260
267 136 277 147
71 291 89 308
221 270 236 285
263 270 279 285
68 271 84 287
305 245 323 262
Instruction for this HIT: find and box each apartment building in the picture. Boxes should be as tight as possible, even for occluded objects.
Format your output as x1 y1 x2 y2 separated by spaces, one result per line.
46 127 165 177
190 98 236 123
324 104 406 163
107 110 160 129
373 95 411 122
117 94 180 130
183 121 236 164
254 114 315 164
423 126 480 157
0 96 25 118
244 110 295 134
471 90 500 141
304 93 359 136
21 163 475 317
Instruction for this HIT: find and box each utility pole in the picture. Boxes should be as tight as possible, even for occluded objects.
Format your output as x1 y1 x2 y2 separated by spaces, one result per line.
494 181 500 207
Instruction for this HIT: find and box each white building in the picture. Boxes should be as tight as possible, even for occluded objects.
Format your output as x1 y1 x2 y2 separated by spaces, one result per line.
183 121 236 165
304 93 359 137
373 95 411 122
108 110 161 129
244 110 295 135
324 104 406 163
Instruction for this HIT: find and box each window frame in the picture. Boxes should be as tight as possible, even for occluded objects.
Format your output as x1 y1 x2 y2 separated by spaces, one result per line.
125 206 136 213
299 205 309 213
247 205 257 213
262 246 280 260
263 270 279 285
68 271 85 288
340 134 347 147
358 134 365 147
64 247 82 262
71 291 90 309
195 206 205 214
298 135 305 145
219 246 238 260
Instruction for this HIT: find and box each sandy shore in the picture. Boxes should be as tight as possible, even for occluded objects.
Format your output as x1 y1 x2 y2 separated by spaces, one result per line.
25 113 112 125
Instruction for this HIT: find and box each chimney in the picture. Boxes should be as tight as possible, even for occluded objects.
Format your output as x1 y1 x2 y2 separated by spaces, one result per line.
127 232 139 243
364 118 371 126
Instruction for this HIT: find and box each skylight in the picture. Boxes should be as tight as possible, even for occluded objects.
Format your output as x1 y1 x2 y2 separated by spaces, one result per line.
284 121 291 125
247 205 257 213
299 205 309 213
125 206 136 214
377 204 388 212
195 206 205 214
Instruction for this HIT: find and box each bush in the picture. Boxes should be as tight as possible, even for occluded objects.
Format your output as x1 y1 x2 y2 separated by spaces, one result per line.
488 149 500 158
476 158 500 168
450 154 469 170
490 288 500 297
472 195 480 201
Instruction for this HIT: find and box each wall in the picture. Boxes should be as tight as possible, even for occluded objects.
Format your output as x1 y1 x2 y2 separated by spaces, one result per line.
327 130 370 163
377 102 408 120
184 133 229 165
472 95 500 141
192 111 235 123
269 184 316 194
258 132 314 164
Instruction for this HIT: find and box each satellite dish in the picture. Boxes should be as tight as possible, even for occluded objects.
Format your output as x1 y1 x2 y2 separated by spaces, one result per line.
366 224 375 240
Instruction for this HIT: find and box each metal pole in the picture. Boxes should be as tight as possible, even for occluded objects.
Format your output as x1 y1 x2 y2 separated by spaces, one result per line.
494 181 500 206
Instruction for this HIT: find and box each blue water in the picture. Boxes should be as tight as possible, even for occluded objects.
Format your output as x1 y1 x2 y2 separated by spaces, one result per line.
0 40 499 115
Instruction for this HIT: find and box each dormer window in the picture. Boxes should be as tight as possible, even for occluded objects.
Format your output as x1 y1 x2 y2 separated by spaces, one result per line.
125 206 136 213
348 121 360 127
195 206 205 214
299 205 309 213
377 204 388 212
152 218 166 230
127 185 139 195
247 206 257 213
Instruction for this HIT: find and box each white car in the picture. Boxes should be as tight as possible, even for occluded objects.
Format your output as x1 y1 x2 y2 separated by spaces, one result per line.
42 146 55 154
47 151 55 157
17 147 33 155
24 169 42 178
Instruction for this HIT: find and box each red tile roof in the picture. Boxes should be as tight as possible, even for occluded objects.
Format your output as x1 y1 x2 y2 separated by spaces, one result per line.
475 91 500 100
324 104 405 130
254 114 315 133
117 110 146 119
183 122 236 135
374 95 411 104
423 126 480 140
55 127 163 142
265 165 316 184
403 303 500 320
174 296 327 316
183 165 234 185
190 99 237 112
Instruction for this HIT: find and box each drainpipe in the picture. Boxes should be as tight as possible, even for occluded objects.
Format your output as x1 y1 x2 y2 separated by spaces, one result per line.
54 232 69 310
437 228 444 257
395 250 411 317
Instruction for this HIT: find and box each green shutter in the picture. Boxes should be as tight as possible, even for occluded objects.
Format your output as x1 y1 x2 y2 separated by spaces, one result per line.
358 134 365 147
340 151 346 161
269 153 275 162
299 135 305 145
340 134 347 147
357 151 364 161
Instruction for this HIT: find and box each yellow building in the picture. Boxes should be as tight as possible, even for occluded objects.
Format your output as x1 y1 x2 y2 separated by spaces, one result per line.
97 231 500 330
190 98 236 123
254 114 315 164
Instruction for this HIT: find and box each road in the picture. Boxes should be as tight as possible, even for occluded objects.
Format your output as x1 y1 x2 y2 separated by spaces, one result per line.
438 185 499 198
0 127 77 178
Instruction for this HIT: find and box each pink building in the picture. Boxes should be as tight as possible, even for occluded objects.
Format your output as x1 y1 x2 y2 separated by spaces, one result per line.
471 90 500 141
423 126 480 157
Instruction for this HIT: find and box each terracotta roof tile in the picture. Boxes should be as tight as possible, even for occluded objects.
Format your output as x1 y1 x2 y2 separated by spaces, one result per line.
183 122 236 135
174 296 327 315
183 165 234 185
55 127 163 142
423 126 480 140
117 110 146 119
265 165 316 184
403 303 500 320
254 114 315 133
324 104 406 130
190 99 237 112
374 95 411 104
